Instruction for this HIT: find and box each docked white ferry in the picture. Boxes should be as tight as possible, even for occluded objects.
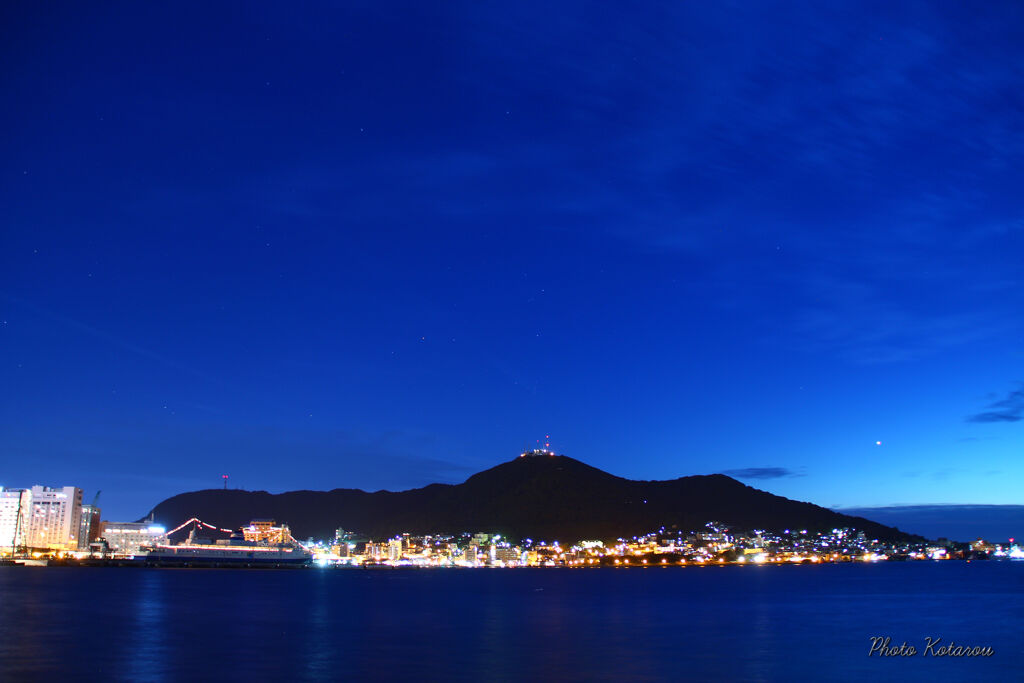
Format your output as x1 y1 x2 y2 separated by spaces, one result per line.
143 528 312 567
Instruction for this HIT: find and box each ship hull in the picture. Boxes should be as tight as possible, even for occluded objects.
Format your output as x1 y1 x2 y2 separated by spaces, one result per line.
143 545 312 568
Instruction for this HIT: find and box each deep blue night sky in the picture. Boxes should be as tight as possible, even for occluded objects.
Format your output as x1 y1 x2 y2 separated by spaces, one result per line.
2 2 1022 529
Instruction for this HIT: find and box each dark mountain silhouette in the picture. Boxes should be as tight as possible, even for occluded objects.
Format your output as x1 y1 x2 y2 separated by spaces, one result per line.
146 455 920 542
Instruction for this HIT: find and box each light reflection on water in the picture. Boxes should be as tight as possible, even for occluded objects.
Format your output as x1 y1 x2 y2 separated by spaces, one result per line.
0 563 1020 681
126 571 167 682
302 570 331 680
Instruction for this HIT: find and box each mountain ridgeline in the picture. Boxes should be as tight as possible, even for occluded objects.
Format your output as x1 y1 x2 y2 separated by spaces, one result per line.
147 455 918 542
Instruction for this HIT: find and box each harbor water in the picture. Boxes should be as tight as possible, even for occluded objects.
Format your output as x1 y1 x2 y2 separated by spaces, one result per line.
0 561 1020 681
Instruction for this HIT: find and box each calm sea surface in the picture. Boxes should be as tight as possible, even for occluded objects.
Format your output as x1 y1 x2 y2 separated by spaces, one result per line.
1 562 1020 682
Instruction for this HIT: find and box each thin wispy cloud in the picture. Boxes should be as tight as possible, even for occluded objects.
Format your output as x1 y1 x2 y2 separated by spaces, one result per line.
967 383 1024 423
721 467 798 480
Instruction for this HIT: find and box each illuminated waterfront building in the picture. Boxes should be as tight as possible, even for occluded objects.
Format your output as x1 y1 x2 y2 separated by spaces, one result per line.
494 547 520 565
1 486 98 552
78 503 102 550
0 488 29 553
101 522 167 554
242 519 291 544
388 538 403 562
14 486 85 551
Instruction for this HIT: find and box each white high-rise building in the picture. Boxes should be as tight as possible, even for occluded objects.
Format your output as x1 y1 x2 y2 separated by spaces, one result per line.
6 486 84 551
28 486 84 550
0 488 29 552
2 486 91 552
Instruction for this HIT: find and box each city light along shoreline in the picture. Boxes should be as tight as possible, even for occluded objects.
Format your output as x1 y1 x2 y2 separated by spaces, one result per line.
5 507 1021 568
